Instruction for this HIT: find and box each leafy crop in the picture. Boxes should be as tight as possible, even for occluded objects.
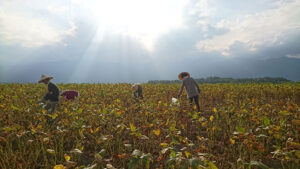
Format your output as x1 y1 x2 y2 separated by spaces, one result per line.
0 83 299 168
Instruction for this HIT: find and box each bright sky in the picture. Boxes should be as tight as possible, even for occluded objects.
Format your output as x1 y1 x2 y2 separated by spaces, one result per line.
87 0 186 50
0 0 300 82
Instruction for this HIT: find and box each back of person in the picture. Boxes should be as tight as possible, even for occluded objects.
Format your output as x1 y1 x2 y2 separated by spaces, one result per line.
132 84 143 99
177 72 201 112
61 90 79 100
48 82 60 101
182 77 199 98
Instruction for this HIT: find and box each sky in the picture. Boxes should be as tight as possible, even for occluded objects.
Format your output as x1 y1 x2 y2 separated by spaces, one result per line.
0 0 300 83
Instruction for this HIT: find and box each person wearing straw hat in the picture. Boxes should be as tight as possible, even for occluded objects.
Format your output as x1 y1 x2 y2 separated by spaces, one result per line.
37 75 60 116
131 83 143 99
177 72 201 112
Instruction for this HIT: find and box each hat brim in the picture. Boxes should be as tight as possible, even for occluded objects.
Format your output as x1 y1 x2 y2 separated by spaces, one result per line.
38 77 53 83
178 72 190 80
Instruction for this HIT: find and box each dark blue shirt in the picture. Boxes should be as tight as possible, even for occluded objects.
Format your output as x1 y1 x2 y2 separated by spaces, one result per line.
43 82 59 101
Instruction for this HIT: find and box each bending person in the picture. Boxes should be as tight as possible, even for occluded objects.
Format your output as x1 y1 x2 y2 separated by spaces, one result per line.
177 72 201 112
60 90 80 101
132 83 143 99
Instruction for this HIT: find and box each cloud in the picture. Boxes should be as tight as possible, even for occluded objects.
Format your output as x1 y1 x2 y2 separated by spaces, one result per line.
196 0 300 57
286 53 300 59
0 1 76 48
187 0 214 25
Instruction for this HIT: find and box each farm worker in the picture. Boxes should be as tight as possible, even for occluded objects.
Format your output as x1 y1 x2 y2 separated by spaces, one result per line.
60 90 80 101
177 72 201 112
37 75 60 115
132 83 143 99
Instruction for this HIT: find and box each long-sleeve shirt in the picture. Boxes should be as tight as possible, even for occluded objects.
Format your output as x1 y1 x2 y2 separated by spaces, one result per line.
178 77 200 98
43 82 59 102
134 84 143 99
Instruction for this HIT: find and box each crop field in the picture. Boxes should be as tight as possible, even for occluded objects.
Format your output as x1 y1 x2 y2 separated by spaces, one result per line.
0 83 299 169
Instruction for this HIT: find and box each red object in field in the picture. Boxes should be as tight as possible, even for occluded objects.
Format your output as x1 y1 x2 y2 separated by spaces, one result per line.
61 90 79 100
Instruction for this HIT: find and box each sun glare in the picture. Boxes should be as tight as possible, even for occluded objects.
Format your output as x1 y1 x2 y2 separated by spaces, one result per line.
87 0 186 51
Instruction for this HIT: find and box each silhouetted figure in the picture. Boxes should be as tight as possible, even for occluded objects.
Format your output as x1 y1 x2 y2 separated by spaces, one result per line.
177 72 201 112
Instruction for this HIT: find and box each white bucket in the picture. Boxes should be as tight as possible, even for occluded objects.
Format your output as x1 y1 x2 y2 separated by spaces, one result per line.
170 97 180 106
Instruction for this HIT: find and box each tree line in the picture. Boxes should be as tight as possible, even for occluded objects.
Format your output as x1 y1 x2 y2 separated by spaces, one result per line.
148 76 291 84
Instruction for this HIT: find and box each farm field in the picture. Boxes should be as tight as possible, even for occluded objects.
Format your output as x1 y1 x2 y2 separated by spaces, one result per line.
0 83 299 169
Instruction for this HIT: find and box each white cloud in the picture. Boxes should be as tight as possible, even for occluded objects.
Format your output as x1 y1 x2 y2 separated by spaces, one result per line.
0 1 76 48
188 0 214 26
196 0 300 56
47 6 68 15
286 53 300 59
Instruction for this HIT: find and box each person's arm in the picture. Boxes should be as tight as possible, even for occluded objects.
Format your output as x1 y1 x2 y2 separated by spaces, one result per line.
177 82 184 97
192 78 200 93
42 84 51 101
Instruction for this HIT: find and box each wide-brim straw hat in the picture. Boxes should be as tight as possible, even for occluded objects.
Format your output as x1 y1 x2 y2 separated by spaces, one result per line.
178 72 190 80
38 74 53 83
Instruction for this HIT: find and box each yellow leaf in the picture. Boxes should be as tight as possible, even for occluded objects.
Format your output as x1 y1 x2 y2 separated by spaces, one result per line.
184 151 191 158
201 122 207 127
53 164 65 169
273 126 280 131
42 109 46 114
230 138 235 145
64 108 68 113
166 118 170 125
36 124 43 129
213 108 217 113
290 142 300 148
153 129 160 136
64 154 70 162
51 113 58 119
160 143 168 147
47 149 55 154
116 111 122 116
197 136 203 141
210 115 214 122
292 120 300 126
295 151 300 158
198 117 205 122
130 123 136 132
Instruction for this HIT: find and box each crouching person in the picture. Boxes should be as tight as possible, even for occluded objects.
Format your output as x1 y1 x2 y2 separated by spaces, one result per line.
60 90 80 101
37 75 59 124
132 83 143 99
